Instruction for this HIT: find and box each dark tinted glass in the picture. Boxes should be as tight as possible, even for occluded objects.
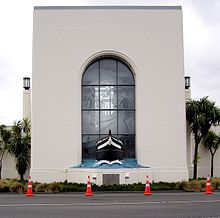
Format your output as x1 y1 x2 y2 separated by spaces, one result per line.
100 86 117 109
82 58 135 161
118 135 135 158
82 111 99 134
118 111 135 134
118 62 134 85
82 62 99 85
100 111 117 134
100 59 116 85
82 86 99 109
82 135 99 159
118 86 135 109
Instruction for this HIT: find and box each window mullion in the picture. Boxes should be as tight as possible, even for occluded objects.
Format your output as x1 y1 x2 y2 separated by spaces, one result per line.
116 60 119 136
98 60 101 138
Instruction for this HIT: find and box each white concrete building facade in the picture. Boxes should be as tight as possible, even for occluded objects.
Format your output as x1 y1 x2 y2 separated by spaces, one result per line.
31 6 188 184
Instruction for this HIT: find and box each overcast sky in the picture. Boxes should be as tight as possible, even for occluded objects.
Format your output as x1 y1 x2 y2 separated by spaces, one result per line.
0 0 220 125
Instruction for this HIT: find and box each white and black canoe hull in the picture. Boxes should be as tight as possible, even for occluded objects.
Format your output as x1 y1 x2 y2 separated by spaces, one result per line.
95 130 124 162
96 146 124 161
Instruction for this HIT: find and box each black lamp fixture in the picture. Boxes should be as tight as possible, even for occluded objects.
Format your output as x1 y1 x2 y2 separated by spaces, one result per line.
184 76 190 89
23 77 30 90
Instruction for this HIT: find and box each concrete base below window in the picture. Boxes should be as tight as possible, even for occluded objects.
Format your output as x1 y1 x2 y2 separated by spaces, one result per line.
30 167 188 185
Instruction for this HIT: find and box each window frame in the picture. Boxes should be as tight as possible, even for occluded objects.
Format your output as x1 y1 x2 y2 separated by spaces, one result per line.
82 57 136 160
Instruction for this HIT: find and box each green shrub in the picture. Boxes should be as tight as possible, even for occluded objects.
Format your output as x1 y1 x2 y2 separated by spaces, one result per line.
180 180 203 192
211 178 220 190
1 178 220 193
35 183 49 192
9 181 25 193
151 182 180 191
32 182 40 192
129 183 145 191
59 182 86 192
0 180 10 192
92 183 144 192
190 180 203 192
46 183 60 193
200 180 207 191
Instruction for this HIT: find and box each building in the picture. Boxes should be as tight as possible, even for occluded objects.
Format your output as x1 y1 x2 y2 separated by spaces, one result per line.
31 6 188 184
2 13 220 183
28 5 220 184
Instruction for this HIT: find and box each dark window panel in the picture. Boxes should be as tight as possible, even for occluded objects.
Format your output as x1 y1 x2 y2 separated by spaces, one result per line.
82 86 99 109
118 61 135 85
118 86 135 109
100 111 117 134
82 111 99 134
118 111 135 134
82 61 99 85
82 135 99 159
100 86 117 109
100 59 116 85
118 135 135 158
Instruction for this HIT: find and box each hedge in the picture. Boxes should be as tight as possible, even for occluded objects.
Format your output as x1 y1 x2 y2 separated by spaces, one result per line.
0 178 220 193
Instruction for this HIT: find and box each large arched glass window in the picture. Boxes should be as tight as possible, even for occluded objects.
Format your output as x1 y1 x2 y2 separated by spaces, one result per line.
82 58 135 160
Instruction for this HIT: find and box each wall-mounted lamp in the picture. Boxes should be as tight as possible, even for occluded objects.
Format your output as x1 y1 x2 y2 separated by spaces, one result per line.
125 172 129 179
184 76 191 89
23 77 30 90
92 173 97 180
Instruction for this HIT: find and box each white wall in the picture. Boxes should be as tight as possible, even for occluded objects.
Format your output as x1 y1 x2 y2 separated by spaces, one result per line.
32 6 188 183
197 126 220 178
2 154 18 179
23 90 31 121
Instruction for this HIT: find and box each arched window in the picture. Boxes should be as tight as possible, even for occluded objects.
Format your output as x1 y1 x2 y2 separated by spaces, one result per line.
82 58 135 160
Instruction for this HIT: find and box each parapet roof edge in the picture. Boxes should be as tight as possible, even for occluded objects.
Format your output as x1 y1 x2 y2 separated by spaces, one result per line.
34 6 181 11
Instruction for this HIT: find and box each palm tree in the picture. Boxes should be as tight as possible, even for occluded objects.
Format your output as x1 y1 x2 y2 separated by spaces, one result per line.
8 120 31 181
22 118 31 134
0 125 11 179
186 97 220 179
203 130 220 177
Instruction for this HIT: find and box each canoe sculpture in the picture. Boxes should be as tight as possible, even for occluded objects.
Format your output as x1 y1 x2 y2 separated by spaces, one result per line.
95 130 124 162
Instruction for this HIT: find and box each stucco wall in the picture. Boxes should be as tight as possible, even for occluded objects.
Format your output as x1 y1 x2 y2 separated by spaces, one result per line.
23 90 31 121
32 6 188 183
187 125 220 178
2 154 18 179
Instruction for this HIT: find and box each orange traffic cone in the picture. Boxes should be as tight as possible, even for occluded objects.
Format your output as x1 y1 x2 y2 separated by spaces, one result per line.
85 176 93 196
144 175 152 195
204 175 213 194
26 176 34 197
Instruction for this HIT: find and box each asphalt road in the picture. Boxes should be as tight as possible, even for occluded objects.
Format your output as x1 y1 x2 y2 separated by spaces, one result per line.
0 192 220 218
